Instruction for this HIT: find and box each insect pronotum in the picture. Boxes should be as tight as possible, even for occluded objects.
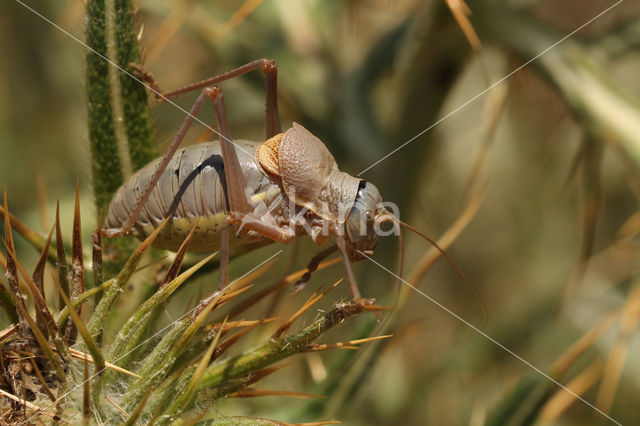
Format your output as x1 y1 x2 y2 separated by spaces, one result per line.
104 58 457 303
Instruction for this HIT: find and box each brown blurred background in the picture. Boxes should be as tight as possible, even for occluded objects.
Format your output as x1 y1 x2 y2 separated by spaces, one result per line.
2 0 640 424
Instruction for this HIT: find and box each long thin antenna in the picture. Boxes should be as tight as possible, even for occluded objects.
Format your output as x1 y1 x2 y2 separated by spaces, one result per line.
397 219 487 323
375 213 404 296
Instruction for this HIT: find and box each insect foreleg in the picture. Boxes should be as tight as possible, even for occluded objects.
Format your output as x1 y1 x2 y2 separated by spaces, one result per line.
334 229 363 301
229 212 297 243
217 212 296 290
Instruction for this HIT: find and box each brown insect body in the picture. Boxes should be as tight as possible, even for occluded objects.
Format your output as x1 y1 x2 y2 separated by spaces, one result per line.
105 59 391 300
107 122 382 258
106 139 277 252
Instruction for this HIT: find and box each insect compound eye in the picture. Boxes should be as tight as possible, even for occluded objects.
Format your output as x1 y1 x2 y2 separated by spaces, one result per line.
345 181 382 251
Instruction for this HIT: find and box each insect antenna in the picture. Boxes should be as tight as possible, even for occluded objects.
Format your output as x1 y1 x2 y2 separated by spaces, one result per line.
375 213 404 301
381 215 487 323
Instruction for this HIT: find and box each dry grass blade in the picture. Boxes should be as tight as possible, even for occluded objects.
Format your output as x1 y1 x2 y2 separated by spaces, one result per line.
11 282 66 384
402 184 487 322
211 321 264 359
144 0 190 65
302 335 392 352
272 279 343 340
206 318 277 354
55 200 71 312
540 360 604 422
0 324 18 344
65 348 140 378
31 225 55 348
562 139 603 309
54 273 106 382
66 181 85 343
9 255 72 377
191 283 255 319
0 388 66 422
0 195 47 255
204 318 279 332
91 211 104 289
446 0 482 50
105 394 130 419
6 246 58 340
122 387 152 426
595 285 640 413
616 209 640 239
225 257 277 290
160 220 199 287
407 184 486 288
0 279 18 323
215 284 254 306
359 304 392 312
228 258 340 319
551 308 621 377
3 191 36 338
230 388 326 399
144 0 191 68
217 0 266 39
463 85 508 199
32 225 53 306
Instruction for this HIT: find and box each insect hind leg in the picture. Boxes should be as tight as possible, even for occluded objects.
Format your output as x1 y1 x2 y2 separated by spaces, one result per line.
128 59 282 139
105 87 226 237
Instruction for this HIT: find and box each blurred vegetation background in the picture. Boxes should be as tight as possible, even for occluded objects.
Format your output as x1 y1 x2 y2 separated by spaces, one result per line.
1 0 640 424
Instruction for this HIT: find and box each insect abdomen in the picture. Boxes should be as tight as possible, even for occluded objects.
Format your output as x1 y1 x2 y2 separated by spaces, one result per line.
106 139 276 252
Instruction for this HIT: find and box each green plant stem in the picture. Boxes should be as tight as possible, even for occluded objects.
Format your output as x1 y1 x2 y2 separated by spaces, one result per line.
86 0 155 216
197 303 368 391
86 0 123 215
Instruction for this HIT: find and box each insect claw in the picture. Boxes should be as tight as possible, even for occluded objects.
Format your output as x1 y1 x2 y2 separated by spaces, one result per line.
128 62 163 98
291 278 307 294
353 297 376 307
352 298 382 321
